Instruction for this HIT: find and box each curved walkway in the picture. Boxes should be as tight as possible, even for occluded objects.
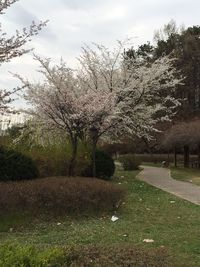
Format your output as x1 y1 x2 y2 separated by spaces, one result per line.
137 166 200 205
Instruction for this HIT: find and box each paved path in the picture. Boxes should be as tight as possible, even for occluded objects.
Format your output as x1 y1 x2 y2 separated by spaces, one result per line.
137 166 200 205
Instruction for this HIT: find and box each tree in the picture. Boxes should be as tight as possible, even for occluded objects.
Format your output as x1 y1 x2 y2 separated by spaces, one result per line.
0 0 47 114
20 41 181 177
19 57 85 176
18 54 117 176
162 119 200 168
154 21 200 117
125 42 154 63
77 41 181 175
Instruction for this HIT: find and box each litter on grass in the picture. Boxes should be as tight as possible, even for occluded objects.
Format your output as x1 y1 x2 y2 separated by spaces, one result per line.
143 239 154 243
111 215 119 222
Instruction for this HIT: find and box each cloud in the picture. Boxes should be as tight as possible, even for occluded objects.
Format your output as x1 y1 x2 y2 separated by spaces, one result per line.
7 4 38 25
60 0 113 10
0 0 200 110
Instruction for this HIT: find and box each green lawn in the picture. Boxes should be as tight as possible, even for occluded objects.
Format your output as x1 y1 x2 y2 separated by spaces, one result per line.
1 170 200 266
142 162 163 167
171 167 200 185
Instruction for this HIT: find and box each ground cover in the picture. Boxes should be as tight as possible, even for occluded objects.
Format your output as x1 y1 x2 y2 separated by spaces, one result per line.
0 170 200 266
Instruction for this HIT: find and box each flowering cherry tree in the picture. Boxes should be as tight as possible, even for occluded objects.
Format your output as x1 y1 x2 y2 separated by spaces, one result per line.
21 41 182 176
77 41 181 175
0 0 47 114
19 57 83 175
78 41 181 136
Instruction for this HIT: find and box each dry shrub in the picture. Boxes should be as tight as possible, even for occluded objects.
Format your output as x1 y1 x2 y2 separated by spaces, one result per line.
0 177 124 216
66 245 172 267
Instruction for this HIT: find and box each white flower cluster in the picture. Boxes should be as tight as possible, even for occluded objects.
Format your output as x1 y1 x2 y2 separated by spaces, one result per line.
19 40 182 145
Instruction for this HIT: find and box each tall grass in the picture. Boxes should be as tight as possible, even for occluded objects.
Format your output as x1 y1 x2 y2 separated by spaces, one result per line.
2 125 92 177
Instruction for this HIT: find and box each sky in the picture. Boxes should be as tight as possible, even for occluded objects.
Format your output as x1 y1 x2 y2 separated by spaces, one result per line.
0 0 200 110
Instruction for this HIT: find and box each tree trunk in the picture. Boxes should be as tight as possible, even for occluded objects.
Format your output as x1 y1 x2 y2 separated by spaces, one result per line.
68 136 78 176
184 145 190 168
198 144 200 168
167 150 170 165
92 138 97 178
174 147 177 168
142 137 155 161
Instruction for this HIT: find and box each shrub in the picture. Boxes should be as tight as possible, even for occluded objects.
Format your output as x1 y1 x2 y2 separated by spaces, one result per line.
22 141 91 178
119 154 141 170
0 147 39 181
0 243 65 267
31 151 69 177
82 150 115 180
67 245 172 267
24 142 71 178
0 243 173 267
0 176 124 216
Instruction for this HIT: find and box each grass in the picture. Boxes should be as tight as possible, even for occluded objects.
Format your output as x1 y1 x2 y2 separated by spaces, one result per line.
142 162 163 167
1 170 200 266
171 167 200 185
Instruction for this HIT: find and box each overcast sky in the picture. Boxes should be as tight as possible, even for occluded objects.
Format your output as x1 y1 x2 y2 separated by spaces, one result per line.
1 0 200 108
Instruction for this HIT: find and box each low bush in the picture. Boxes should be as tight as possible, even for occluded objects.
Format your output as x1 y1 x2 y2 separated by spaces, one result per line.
0 243 65 267
31 151 69 177
0 147 39 181
0 176 124 216
119 154 141 170
83 150 115 180
0 243 173 267
68 245 172 267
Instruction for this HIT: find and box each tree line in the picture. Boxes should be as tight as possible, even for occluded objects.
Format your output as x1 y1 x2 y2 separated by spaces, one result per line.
0 1 199 173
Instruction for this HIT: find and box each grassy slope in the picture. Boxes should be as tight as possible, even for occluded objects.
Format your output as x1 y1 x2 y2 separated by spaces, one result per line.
171 167 200 185
1 170 200 266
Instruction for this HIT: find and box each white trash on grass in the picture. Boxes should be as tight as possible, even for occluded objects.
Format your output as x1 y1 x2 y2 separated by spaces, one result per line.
111 215 119 222
143 239 154 243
